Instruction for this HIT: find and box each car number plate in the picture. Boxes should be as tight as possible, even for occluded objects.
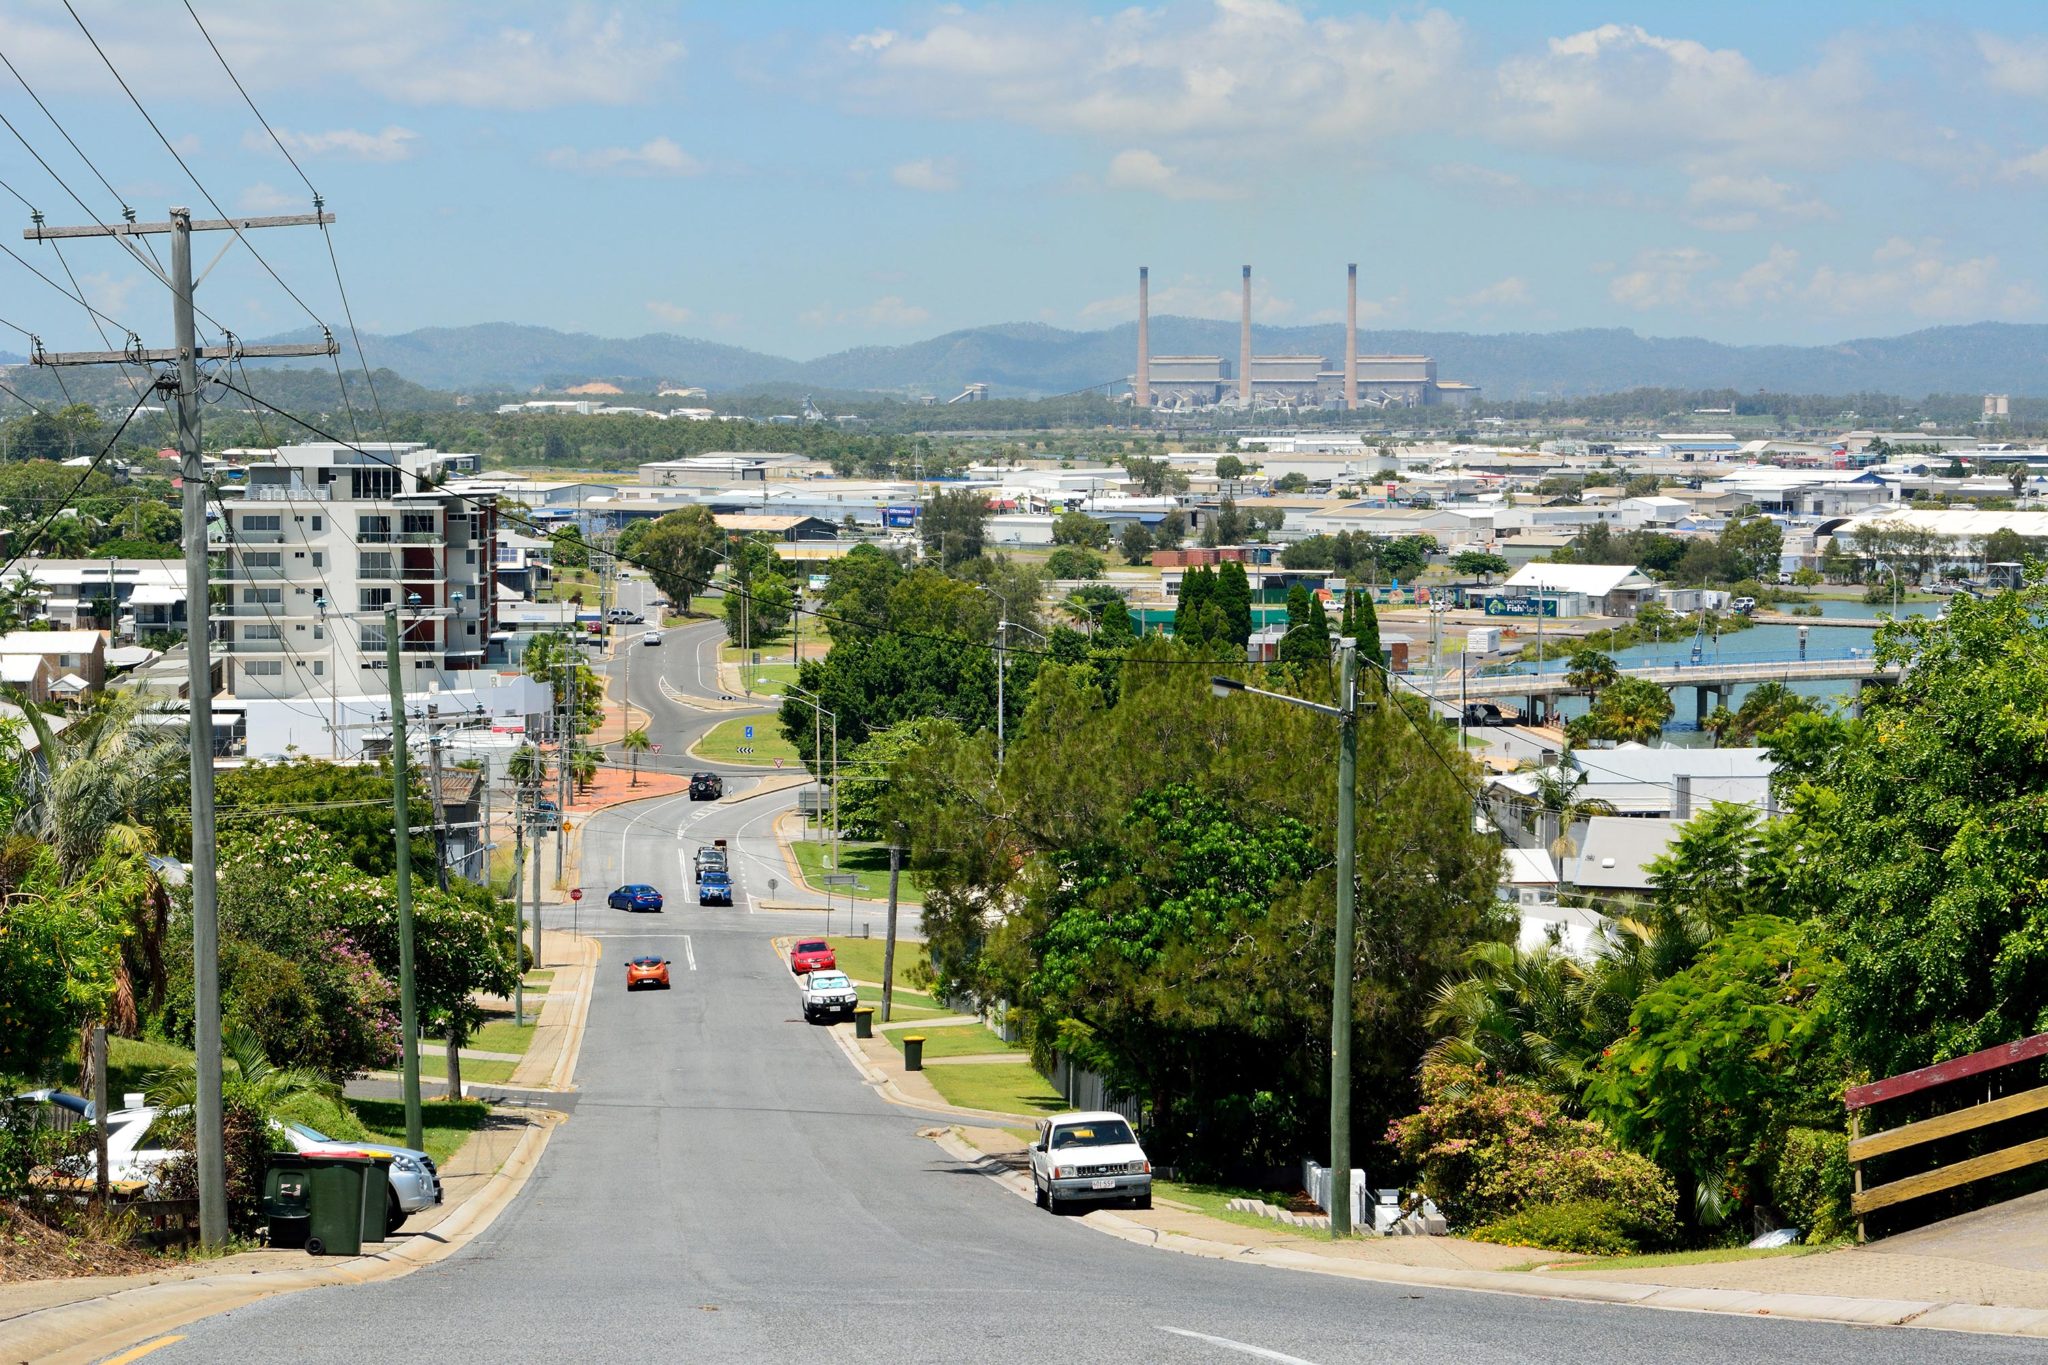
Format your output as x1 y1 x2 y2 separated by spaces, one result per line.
1091 1178 1116 1190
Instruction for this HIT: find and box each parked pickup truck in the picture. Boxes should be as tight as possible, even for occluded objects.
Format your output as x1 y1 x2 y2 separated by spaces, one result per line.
800 970 860 1024
1027 1111 1152 1214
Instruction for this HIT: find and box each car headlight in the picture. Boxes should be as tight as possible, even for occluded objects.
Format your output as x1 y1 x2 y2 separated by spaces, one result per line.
389 1155 421 1173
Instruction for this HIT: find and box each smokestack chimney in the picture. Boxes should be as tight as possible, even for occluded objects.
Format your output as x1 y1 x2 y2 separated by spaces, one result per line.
1239 264 1253 406
1345 263 1358 412
1135 266 1150 410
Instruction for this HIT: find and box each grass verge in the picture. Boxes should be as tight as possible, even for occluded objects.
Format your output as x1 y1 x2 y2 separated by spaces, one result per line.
440 1018 538 1056
855 984 951 1021
886 1024 1025 1059
695 713 800 765
920 1061 1066 1117
351 1097 492 1168
411 1055 519 1085
826 936 930 991
792 841 925 902
1531 1244 1830 1273
1154 1179 1308 1234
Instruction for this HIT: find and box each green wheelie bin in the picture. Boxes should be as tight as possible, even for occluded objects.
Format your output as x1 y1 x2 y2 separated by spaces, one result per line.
300 1154 381 1256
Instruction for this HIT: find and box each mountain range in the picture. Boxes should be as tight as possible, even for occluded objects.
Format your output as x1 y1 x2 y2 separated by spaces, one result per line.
209 317 2048 402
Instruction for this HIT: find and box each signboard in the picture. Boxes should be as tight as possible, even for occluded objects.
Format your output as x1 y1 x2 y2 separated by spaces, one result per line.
808 574 829 592
884 505 919 528
774 758 783 769
491 719 526 735
822 874 859 886
569 888 583 902
744 724 755 739
1484 596 1559 618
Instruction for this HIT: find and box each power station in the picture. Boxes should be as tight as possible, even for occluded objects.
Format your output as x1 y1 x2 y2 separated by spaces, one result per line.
1129 265 1479 412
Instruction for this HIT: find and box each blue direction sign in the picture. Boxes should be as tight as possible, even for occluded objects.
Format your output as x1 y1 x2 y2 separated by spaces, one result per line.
744 724 755 739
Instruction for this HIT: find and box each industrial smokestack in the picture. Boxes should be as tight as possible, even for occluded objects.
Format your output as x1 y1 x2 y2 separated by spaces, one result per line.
1239 264 1252 406
1345 263 1358 412
1135 266 1151 410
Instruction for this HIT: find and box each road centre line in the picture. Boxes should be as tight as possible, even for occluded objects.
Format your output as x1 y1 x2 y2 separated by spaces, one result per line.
1156 1327 1323 1365
684 934 697 971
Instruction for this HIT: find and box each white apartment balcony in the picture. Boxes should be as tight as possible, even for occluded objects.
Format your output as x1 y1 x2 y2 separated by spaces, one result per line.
357 530 444 545
242 485 331 502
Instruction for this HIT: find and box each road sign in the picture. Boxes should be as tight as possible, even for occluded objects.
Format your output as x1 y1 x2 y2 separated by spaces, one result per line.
774 758 783 769
822 874 859 886
569 888 583 902
744 724 754 739
651 743 662 752
738 746 754 754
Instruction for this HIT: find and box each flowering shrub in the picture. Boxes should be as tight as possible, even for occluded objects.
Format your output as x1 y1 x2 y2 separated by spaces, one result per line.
1388 1062 1676 1248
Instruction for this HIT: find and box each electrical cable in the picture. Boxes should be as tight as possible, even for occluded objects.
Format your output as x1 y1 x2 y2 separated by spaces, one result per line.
180 1 315 200
62 0 329 330
0 384 154 580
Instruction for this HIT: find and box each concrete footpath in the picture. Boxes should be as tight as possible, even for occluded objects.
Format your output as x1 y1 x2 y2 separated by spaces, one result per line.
802 966 2048 1342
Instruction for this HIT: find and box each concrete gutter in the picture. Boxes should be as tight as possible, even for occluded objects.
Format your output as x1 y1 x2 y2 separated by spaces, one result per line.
3 1113 563 1365
925 1129 2048 1342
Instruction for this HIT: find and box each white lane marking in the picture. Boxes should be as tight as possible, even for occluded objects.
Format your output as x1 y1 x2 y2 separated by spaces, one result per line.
1156 1327 1323 1365
684 934 697 971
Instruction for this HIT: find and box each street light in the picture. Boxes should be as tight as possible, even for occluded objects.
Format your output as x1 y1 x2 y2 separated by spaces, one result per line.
1211 639 1367 1239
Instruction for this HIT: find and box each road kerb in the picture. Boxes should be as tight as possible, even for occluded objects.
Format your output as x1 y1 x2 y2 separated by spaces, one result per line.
922 1127 2048 1341
5 1113 563 1365
545 930 602 1092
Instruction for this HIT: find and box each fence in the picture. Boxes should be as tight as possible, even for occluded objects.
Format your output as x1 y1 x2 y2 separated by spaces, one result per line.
1846 1031 2048 1241
1301 1160 1369 1227
1047 1054 1141 1129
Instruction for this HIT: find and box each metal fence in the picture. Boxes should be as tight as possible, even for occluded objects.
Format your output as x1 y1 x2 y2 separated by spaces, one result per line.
1048 1054 1142 1129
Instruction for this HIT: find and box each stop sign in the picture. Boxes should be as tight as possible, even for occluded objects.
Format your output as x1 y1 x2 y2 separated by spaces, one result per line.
569 888 583 902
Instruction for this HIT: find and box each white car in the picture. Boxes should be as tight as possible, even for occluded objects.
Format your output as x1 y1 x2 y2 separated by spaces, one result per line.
800 970 860 1024
643 630 663 647
1028 1111 1152 1214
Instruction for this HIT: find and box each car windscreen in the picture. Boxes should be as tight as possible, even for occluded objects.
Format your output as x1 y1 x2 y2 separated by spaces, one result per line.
808 974 850 990
285 1120 331 1143
795 941 827 953
630 956 665 966
1051 1120 1136 1149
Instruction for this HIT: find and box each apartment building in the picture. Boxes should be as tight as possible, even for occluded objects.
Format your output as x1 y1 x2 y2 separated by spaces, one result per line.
213 442 498 701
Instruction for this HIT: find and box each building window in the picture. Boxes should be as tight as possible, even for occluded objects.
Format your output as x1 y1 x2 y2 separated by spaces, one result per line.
312 552 324 569
311 516 324 532
244 660 283 677
358 515 392 542
242 515 281 533
359 587 393 611
243 624 280 641
241 551 281 568
312 661 323 675
361 551 393 579
242 588 281 604
402 512 437 536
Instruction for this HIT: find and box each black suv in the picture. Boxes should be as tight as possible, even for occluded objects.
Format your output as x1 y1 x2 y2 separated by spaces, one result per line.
689 772 723 801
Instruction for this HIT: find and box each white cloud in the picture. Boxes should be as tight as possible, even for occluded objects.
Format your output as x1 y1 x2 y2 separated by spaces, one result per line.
1078 271 1297 323
236 182 300 214
1999 145 2048 181
1494 23 1876 169
1721 245 1801 305
838 3 1464 149
75 270 140 321
1451 277 1532 311
1608 246 1717 309
544 137 702 177
0 5 683 110
802 296 934 330
1977 33 2048 98
891 158 960 192
645 301 693 326
1684 173 1832 232
1103 148 1239 201
1803 238 2037 318
248 125 420 163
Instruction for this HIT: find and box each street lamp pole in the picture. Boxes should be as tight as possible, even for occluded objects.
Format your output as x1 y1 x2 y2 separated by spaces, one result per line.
1212 640 1364 1238
974 584 1010 768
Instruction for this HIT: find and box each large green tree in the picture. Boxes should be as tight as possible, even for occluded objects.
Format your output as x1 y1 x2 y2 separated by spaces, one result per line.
921 486 991 567
635 505 722 611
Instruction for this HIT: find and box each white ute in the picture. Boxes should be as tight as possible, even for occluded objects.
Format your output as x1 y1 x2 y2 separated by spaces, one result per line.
1028 1111 1152 1214
800 970 859 1024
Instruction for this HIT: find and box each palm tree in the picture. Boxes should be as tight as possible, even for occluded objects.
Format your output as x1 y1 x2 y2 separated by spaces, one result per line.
146 1021 341 1113
1563 648 1619 702
570 744 600 795
619 727 651 787
506 743 548 790
1425 939 1590 1094
1520 754 1619 863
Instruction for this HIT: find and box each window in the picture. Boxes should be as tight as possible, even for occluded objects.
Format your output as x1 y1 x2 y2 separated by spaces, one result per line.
312 661 323 675
241 551 281 568
312 552 324 569
358 515 392 541
243 660 283 677
402 512 437 536
311 516 324 532
242 588 281 604
361 551 393 578
312 626 325 641
242 514 281 533
242 624 280 641
359 587 393 612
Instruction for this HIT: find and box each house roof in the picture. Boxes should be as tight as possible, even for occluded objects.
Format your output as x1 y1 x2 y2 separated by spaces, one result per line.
1569 816 1682 890
0 629 103 655
49 672 89 694
1501 847 1558 886
1569 746 1775 787
1503 563 1655 595
436 770 481 808
0 655 44 682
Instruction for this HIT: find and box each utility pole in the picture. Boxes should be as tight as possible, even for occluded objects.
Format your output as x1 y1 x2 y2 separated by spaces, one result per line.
1330 638 1359 1237
509 795 526 1029
385 608 426 1153
555 630 571 890
24 205 336 1249
881 827 904 1024
529 789 545 977
426 703 450 894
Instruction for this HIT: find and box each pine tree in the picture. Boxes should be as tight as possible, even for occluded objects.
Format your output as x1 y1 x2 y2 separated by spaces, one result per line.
1173 567 1214 639
1285 583 1312 630
1215 561 1253 647
1354 586 1382 671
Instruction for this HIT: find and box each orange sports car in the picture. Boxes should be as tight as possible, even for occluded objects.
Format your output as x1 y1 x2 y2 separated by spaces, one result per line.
625 956 671 990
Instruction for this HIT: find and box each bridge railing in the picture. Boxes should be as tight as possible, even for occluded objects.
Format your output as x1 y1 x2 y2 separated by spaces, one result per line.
1473 647 1876 680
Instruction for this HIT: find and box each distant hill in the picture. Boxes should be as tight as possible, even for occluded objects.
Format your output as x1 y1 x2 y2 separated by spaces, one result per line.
250 318 2048 401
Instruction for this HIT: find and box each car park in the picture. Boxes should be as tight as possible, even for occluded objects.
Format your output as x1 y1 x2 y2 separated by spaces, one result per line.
625 956 671 990
800 970 859 1023
697 870 733 906
608 883 664 912
789 939 835 974
1027 1111 1152 1214
643 630 663 647
689 772 723 801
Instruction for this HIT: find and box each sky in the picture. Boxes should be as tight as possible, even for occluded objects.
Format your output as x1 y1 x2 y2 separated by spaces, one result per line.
4 1 2048 361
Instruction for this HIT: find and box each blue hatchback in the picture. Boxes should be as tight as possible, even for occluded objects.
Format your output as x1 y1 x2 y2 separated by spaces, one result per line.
697 871 733 906
608 883 664 912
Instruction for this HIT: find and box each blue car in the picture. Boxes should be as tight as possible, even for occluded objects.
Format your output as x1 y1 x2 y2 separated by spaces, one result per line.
608 883 664 913
697 871 733 906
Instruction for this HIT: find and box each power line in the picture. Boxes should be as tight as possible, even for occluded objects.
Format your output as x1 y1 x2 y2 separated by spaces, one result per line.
180 1 316 199
61 0 328 330
0 384 155 580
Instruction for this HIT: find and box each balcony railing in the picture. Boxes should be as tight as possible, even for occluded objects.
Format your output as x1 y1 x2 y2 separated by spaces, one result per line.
357 531 443 544
221 564 293 580
242 485 330 503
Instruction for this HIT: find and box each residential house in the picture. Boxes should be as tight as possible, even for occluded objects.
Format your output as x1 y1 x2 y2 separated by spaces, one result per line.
0 629 106 694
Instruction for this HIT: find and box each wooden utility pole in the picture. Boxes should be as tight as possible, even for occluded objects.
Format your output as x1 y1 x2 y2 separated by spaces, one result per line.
384 608 425 1152
26 206 336 1249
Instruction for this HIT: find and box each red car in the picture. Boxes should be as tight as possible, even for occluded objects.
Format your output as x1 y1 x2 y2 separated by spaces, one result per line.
625 956 671 990
789 939 835 974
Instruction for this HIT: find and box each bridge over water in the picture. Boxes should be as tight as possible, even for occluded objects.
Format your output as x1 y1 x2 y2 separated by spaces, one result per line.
1443 654 1903 724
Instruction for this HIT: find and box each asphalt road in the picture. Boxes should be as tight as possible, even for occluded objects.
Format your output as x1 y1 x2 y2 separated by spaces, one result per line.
151 590 2036 1363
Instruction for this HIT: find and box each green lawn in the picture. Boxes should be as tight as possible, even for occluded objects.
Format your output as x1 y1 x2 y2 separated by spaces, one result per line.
430 1017 538 1056
1532 1244 1829 1273
740 662 801 697
887 1024 1025 1059
855 984 951 1021
695 713 800 765
1154 1179 1312 1232
826 936 930 991
410 1055 519 1085
920 1061 1067 1117
351 1097 493 1168
792 841 925 902
55 1035 195 1102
